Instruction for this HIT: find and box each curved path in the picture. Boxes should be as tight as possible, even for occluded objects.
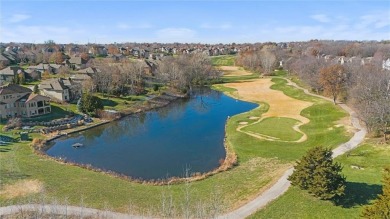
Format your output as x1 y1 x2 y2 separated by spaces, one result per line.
0 78 367 219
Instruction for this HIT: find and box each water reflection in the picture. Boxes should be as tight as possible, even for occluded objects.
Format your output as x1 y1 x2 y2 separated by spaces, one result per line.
47 88 257 180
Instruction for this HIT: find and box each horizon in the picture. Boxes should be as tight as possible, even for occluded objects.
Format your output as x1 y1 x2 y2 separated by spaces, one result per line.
1 0 390 44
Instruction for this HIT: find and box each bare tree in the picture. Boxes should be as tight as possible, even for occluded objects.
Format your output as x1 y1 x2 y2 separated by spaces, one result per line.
319 64 348 104
259 50 276 75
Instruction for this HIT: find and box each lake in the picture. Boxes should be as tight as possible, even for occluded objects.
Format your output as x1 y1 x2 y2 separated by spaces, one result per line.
46 89 257 180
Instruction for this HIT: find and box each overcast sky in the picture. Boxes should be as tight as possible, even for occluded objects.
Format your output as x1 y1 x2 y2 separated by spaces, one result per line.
1 0 389 44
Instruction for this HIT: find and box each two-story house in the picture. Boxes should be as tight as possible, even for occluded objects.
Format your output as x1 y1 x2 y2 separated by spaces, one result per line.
0 84 51 118
39 78 79 102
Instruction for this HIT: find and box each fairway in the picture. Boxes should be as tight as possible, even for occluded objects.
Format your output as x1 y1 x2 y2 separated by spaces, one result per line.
211 55 236 66
219 66 253 77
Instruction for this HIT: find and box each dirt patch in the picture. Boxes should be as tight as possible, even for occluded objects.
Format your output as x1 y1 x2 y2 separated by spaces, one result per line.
0 179 44 199
239 121 248 125
219 66 252 77
249 116 259 120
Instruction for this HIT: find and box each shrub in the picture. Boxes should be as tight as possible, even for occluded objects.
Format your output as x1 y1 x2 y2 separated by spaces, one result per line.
153 84 159 91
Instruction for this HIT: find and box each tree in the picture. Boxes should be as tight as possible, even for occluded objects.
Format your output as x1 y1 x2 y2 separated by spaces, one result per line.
288 146 346 201
77 92 103 116
41 70 51 80
33 84 39 94
362 167 390 218
259 50 276 75
319 64 347 104
17 72 25 85
50 52 64 64
107 45 118 55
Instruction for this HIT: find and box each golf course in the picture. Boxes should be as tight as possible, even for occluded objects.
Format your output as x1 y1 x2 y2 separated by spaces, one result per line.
0 59 383 218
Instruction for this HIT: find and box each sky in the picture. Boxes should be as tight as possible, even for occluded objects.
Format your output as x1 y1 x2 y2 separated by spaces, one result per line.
0 0 389 44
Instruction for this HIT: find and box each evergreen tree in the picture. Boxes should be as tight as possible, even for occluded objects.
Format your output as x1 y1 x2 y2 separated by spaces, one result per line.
33 84 39 94
362 167 390 218
18 73 25 85
77 92 103 116
288 146 346 201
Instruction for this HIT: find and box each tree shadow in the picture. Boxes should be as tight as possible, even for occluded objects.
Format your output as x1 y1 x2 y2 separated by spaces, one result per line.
100 98 118 107
0 147 11 152
2 172 31 181
337 181 382 208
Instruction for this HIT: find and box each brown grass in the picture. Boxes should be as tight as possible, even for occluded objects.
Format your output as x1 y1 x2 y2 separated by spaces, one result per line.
0 179 44 199
218 66 252 77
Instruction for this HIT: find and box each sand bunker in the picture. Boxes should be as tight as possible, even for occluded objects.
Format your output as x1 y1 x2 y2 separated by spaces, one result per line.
219 66 252 77
225 78 313 143
239 122 249 125
0 179 44 199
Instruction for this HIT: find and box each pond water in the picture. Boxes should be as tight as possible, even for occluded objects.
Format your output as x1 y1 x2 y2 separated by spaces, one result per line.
47 89 257 180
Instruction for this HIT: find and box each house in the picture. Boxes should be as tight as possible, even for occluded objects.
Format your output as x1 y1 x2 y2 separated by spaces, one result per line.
28 63 63 74
39 78 73 102
0 67 26 85
361 57 373 66
24 69 42 81
88 45 107 56
70 73 92 82
383 58 390 70
75 67 101 75
107 54 125 62
68 55 87 69
144 60 158 75
0 54 11 67
0 84 51 118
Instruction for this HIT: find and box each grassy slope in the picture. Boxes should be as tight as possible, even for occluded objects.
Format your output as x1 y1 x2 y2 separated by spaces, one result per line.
0 75 351 214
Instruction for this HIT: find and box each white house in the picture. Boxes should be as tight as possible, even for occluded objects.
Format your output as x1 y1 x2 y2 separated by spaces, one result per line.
383 58 390 70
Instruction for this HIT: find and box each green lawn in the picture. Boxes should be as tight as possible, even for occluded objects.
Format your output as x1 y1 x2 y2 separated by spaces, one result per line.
0 74 352 216
95 93 147 111
22 103 78 122
242 117 303 142
210 55 236 66
250 142 389 219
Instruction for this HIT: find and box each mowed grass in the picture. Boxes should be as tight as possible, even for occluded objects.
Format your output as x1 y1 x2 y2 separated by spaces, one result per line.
242 117 303 142
250 142 389 219
0 74 351 215
210 55 236 66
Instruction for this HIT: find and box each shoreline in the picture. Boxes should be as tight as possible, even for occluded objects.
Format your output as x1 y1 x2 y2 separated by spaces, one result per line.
31 88 243 185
